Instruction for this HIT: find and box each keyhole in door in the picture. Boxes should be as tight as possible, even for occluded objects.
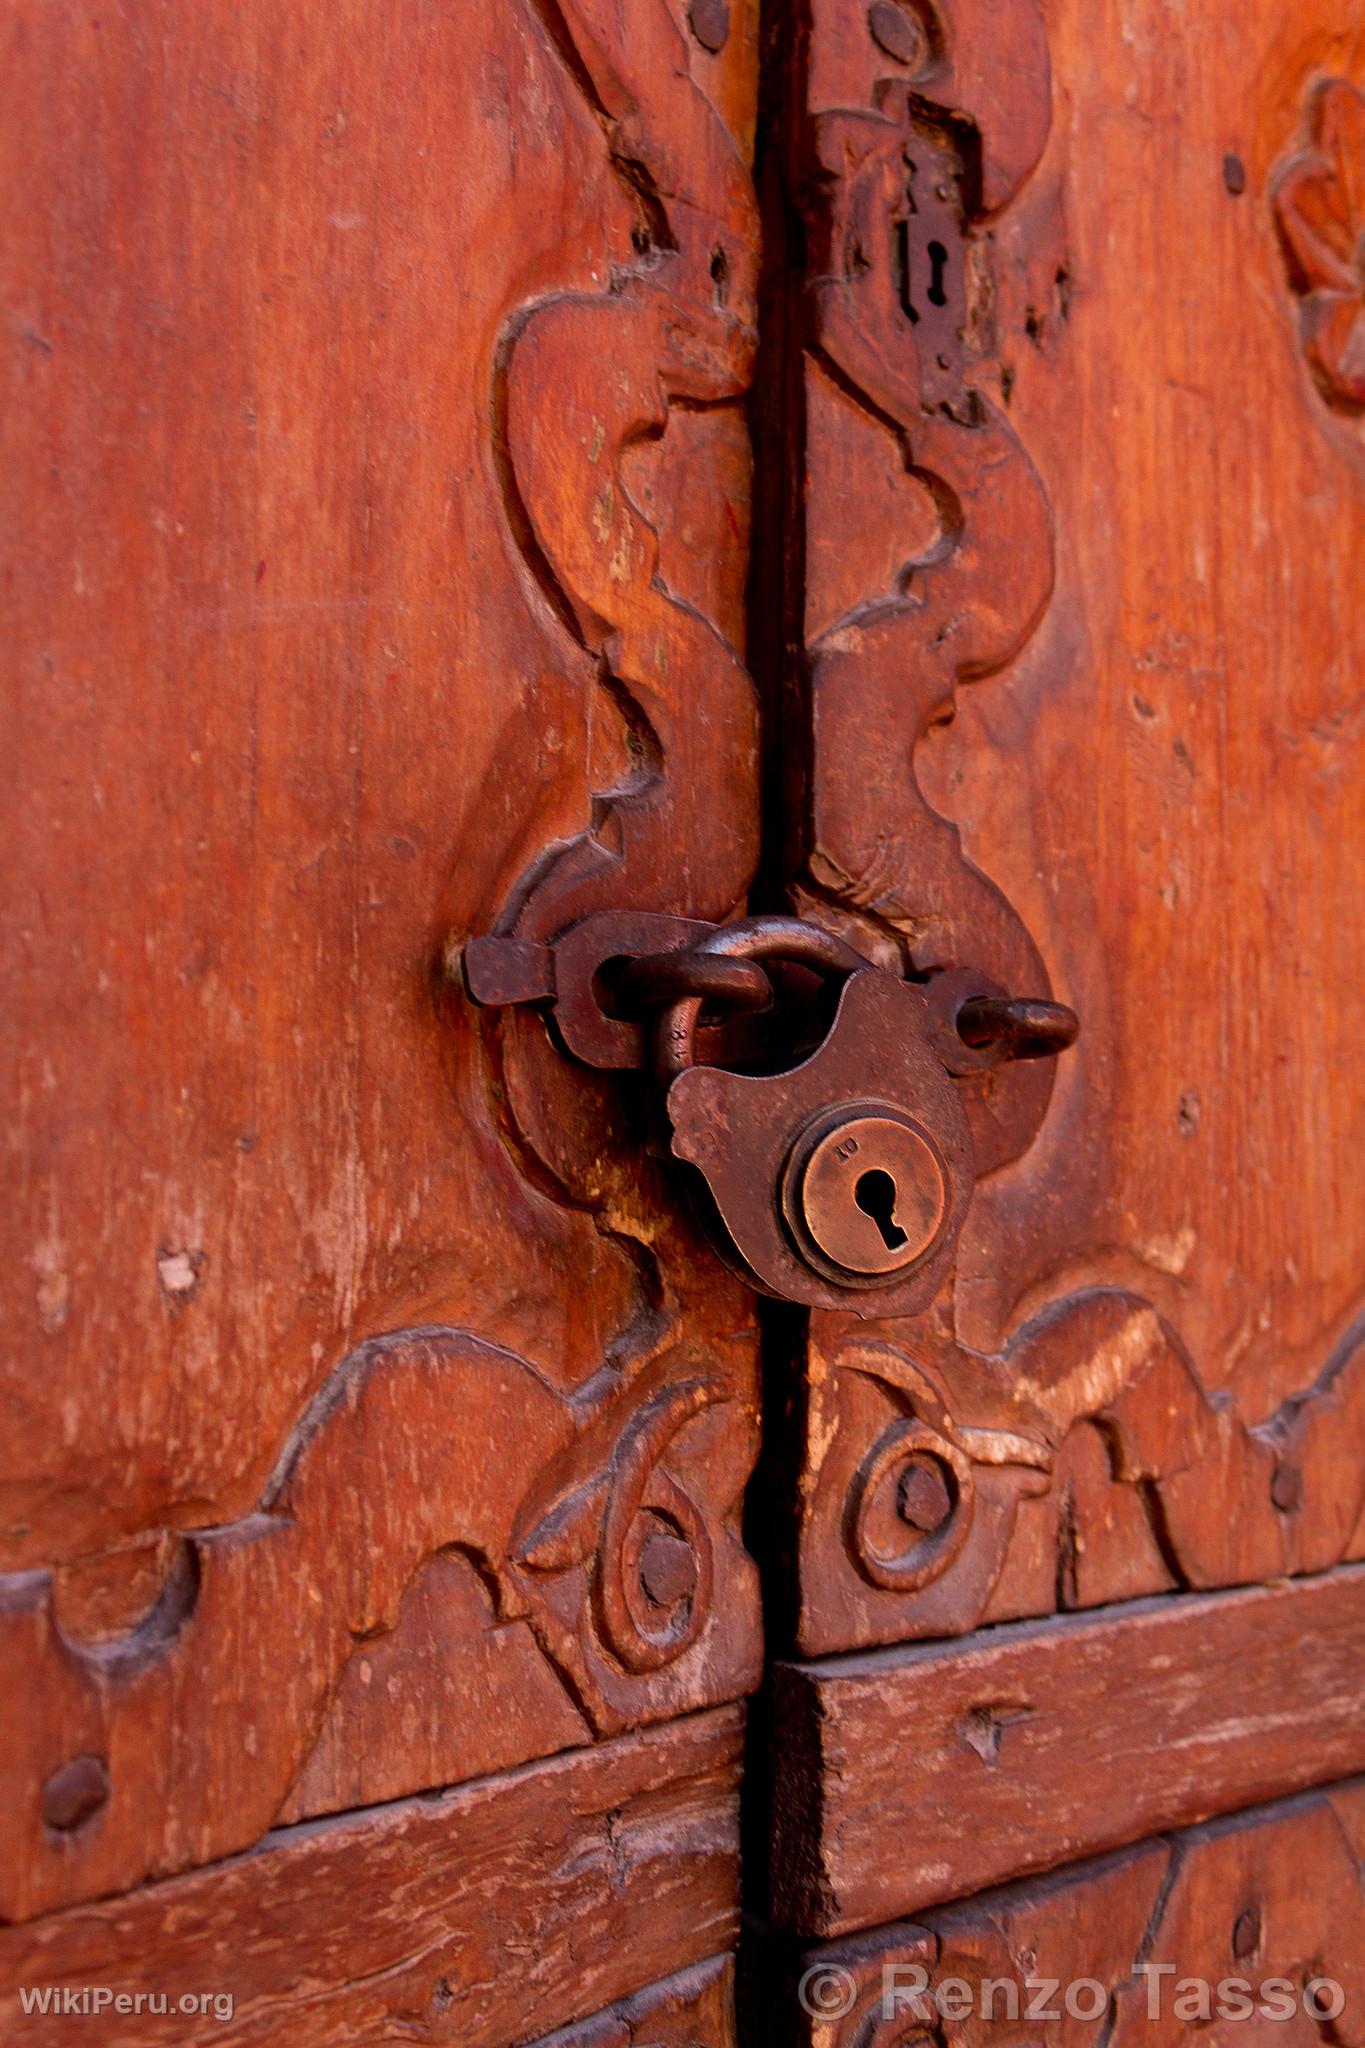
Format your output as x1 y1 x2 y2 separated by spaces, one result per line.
854 1169 908 1251
894 226 951 326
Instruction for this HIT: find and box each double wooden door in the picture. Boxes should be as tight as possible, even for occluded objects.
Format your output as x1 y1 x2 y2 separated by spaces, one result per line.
4 0 1365 2040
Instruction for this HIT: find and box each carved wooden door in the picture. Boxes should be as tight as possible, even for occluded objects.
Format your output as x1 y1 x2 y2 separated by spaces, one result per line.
4 0 1365 2043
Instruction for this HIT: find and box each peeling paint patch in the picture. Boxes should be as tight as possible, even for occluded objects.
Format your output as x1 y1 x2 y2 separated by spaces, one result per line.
1135 1224 1197 1276
35 1260 70 1335
1015 1308 1166 1432
33 1219 70 1334
157 1247 205 1302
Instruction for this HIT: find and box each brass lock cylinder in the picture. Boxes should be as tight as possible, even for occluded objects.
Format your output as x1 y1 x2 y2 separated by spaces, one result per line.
781 1105 949 1283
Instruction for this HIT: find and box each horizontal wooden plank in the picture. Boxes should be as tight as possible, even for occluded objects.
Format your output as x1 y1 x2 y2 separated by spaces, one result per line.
770 1565 1365 1936
0 1708 742 2048
530 1954 735 2046
786 1776 1365 2045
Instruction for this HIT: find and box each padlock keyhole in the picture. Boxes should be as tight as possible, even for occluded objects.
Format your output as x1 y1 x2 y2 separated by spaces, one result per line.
854 1168 908 1251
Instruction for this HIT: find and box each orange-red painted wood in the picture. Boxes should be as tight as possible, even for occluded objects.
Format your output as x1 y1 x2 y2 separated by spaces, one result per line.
789 1777 1365 2045
0 1710 742 2047
1 0 764 1931
771 1568 1365 1936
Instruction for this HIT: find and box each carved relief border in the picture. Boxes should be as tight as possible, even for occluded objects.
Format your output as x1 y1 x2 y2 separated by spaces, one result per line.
0 0 765 1923
786 1 1365 1653
797 1298 1365 1653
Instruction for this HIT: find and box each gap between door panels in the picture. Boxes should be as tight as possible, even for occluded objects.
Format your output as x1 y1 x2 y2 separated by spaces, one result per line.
736 0 818 2013
735 0 849 2022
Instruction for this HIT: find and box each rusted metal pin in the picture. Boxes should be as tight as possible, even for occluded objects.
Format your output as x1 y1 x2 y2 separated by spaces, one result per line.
956 994 1080 1060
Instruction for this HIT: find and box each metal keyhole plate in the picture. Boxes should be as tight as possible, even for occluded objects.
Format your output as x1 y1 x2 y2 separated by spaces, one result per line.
665 967 973 1313
782 1106 948 1280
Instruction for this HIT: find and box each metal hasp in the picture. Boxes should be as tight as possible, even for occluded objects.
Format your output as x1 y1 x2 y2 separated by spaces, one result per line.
459 912 1078 1313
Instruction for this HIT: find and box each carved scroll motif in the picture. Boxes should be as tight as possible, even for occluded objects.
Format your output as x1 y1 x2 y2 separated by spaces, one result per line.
789 1 1365 1653
1273 78 1365 414
0 0 765 1924
797 1303 1365 1653
500 0 760 944
486 0 763 1252
0 1326 759 1922
794 0 1059 1179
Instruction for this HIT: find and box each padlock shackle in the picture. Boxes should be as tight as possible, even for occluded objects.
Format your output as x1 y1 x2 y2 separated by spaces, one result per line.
651 917 868 1083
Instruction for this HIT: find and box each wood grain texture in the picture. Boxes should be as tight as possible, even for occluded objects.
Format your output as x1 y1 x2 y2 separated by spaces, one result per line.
792 1777 1365 2045
771 1567 1365 1936
532 1955 735 2047
951 0 1365 1437
0 1708 742 2048
0 0 764 1919
1 0 635 1567
8 0 1365 2001
772 0 1365 1658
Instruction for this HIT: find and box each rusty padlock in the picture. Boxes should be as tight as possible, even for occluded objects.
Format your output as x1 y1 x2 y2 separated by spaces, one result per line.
653 920 975 1314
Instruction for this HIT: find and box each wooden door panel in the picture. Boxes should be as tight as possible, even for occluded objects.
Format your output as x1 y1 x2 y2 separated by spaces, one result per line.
790 1778 1365 2045
770 1567 1365 1936
2 0 644 1567
0 1709 741 2048
771 0 1365 1656
1 0 763 1928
